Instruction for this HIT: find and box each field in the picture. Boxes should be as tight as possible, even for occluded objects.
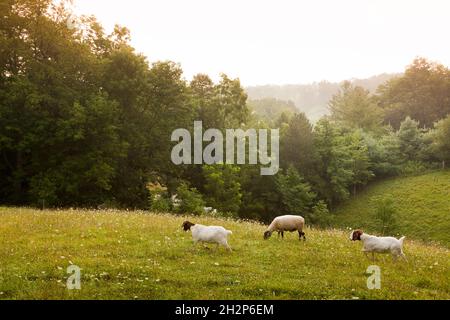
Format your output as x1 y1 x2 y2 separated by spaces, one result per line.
332 170 450 247
0 207 449 300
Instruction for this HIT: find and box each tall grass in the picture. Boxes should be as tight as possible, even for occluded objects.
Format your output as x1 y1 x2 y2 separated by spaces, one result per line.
0 207 448 300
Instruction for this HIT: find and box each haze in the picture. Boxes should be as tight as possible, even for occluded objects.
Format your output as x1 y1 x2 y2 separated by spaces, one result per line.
72 0 450 86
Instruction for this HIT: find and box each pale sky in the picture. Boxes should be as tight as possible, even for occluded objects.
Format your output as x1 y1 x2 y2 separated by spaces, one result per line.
71 0 450 86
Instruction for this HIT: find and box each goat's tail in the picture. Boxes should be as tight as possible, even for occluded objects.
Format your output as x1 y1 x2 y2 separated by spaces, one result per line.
399 236 406 246
226 230 233 235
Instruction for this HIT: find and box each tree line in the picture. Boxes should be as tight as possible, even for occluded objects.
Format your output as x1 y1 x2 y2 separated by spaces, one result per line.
1 1 449 223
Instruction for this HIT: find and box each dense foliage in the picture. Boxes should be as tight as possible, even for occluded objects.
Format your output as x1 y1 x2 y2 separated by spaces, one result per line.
1 1 449 224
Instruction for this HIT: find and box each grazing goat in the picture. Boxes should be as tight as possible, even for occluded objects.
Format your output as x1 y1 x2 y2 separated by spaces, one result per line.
182 221 232 251
203 207 218 215
264 215 306 240
350 230 407 261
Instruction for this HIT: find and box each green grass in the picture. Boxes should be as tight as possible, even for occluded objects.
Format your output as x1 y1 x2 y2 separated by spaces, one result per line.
332 170 450 247
0 207 449 300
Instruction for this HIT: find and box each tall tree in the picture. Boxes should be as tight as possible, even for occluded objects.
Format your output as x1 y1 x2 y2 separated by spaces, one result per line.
275 167 316 216
329 81 383 132
344 130 374 195
202 165 242 215
279 112 318 182
431 115 450 168
313 119 354 207
397 116 423 161
378 58 450 128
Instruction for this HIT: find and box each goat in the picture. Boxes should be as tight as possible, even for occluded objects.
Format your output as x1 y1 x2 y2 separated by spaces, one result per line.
182 221 232 251
350 230 407 261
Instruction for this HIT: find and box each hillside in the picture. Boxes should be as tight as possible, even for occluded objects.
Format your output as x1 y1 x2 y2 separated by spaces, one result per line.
245 73 399 121
0 207 448 300
332 171 450 247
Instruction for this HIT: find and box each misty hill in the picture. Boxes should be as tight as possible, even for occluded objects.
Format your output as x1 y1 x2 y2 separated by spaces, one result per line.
246 73 399 122
248 98 298 124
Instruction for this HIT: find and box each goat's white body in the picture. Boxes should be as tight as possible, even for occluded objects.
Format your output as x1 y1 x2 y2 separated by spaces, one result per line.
190 224 232 250
359 233 406 259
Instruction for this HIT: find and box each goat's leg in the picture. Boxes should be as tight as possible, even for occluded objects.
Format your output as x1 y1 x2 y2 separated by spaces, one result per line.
400 252 408 262
392 253 400 262
224 242 232 252
220 239 232 252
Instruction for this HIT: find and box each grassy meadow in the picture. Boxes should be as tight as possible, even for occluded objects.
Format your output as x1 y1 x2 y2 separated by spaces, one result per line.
333 170 450 247
0 207 449 300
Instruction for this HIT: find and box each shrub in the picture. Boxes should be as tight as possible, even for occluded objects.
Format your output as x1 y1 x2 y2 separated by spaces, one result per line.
176 182 205 215
399 160 427 176
308 200 332 227
150 194 172 212
371 196 398 235
148 182 171 212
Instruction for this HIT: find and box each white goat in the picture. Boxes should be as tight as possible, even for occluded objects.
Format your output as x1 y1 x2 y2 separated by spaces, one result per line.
264 215 306 240
350 230 407 261
203 207 218 215
182 221 232 251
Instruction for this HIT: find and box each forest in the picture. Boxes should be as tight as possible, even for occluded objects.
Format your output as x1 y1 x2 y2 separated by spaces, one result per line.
1 0 450 224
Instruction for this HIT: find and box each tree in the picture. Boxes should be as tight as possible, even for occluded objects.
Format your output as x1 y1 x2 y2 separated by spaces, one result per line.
175 182 205 215
363 129 403 177
371 197 398 236
279 113 318 182
238 166 279 222
329 81 383 132
248 98 297 126
202 165 242 215
430 115 450 168
313 119 354 207
378 57 450 129
0 0 125 206
275 167 316 216
344 130 374 195
190 73 215 128
214 74 249 129
191 73 249 130
397 116 423 161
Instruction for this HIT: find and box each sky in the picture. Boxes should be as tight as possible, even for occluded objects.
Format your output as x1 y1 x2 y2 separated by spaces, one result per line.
71 0 450 86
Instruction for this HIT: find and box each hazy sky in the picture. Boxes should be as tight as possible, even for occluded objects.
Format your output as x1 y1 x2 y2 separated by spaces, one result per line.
72 0 450 86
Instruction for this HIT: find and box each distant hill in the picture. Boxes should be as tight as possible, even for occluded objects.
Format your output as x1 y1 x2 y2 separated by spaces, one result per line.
246 73 400 122
248 98 297 124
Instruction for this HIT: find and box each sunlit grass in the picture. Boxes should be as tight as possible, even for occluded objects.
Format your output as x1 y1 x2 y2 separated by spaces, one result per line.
0 207 449 300
333 170 450 247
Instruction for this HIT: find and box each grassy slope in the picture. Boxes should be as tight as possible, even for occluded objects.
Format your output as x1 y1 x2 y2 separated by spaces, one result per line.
332 170 450 247
0 207 449 300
